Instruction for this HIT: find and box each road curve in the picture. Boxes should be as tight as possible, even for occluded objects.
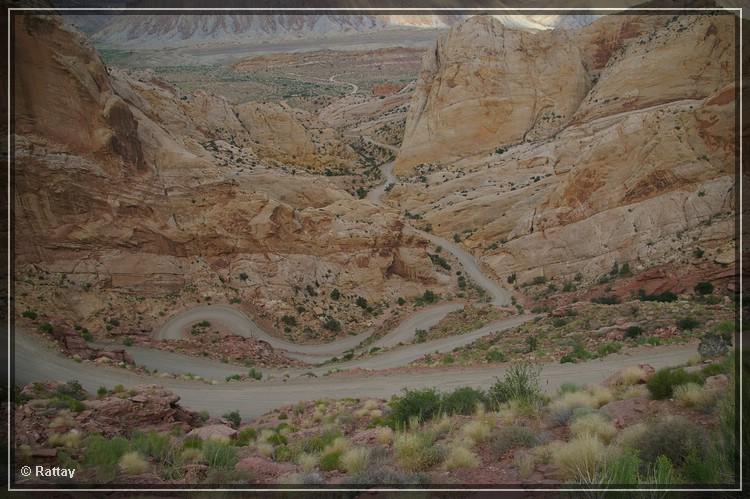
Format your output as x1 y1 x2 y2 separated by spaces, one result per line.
14 329 698 420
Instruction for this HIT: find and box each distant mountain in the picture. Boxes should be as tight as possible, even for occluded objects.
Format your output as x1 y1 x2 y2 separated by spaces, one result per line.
66 13 600 49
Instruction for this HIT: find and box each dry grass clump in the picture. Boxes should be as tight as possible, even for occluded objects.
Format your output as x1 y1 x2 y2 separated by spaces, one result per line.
119 451 149 475
674 383 716 410
431 414 456 437
443 446 480 470
611 366 648 388
551 433 607 481
256 442 275 458
394 431 442 472
569 413 617 443
180 448 203 463
297 453 319 473
374 426 394 445
363 399 379 411
461 419 491 446
587 385 613 407
548 385 612 425
341 447 370 474
49 429 82 449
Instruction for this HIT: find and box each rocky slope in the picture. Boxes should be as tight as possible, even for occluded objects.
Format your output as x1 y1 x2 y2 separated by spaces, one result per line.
13 14 453 343
390 14 737 287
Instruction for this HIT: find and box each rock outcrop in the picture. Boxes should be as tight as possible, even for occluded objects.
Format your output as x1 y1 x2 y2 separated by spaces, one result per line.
13 14 451 341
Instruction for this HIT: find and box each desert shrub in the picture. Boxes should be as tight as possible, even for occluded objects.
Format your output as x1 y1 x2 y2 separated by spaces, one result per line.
569 413 616 443
489 426 536 457
443 446 480 470
485 348 507 363
247 368 262 380
441 387 487 415
591 295 620 305
694 282 714 295
488 362 542 407
638 289 678 302
597 341 623 357
343 467 429 485
319 450 343 471
118 451 148 475
21 310 38 320
222 410 242 428
236 427 257 446
621 416 708 468
388 388 441 427
552 433 607 481
39 323 53 334
341 447 370 474
673 383 716 410
647 367 703 399
394 431 443 472
256 442 274 458
677 317 700 330
56 380 87 401
202 440 238 470
323 317 341 332
624 326 643 339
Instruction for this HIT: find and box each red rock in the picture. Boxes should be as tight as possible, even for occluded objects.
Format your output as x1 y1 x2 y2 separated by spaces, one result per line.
600 397 652 428
236 456 295 483
704 374 729 392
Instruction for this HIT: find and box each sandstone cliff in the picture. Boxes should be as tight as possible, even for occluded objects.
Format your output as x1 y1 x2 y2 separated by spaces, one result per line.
390 14 736 286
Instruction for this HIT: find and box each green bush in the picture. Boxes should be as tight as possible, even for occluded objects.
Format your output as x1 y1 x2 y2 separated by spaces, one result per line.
624 417 708 469
647 368 703 399
248 368 262 381
489 426 536 457
625 326 643 339
488 362 541 407
638 289 678 302
319 450 343 471
323 317 341 332
388 388 442 428
597 341 623 357
677 317 700 330
330 289 341 301
236 427 256 446
694 282 714 295
485 349 506 363
222 410 242 428
39 323 53 334
21 310 38 320
560 342 593 363
440 387 487 416
591 295 620 305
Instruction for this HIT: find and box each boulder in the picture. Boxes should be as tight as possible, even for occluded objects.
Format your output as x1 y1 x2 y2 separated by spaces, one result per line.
187 424 237 441
704 374 730 392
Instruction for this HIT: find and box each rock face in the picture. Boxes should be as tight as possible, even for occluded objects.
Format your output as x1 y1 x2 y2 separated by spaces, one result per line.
391 14 736 284
13 14 451 340
50 327 134 365
395 16 590 173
